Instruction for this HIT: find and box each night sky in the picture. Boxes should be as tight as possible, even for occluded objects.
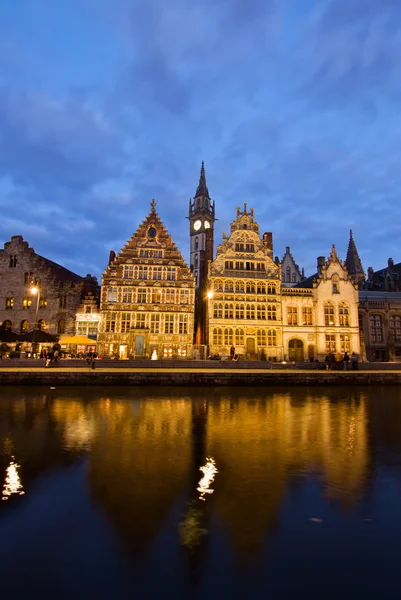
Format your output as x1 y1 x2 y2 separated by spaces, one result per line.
0 0 400 281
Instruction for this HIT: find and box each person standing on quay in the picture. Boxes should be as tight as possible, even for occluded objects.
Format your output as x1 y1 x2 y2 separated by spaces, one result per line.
351 352 358 370
343 352 350 370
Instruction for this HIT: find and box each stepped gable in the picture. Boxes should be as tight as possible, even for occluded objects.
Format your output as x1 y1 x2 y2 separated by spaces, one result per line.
106 200 192 275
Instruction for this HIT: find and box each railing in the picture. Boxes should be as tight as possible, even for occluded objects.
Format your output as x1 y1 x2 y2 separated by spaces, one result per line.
281 288 313 296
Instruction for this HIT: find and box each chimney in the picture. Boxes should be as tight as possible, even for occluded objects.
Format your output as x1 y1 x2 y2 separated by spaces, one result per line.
317 256 325 274
108 250 116 266
263 232 273 251
367 266 374 280
388 258 394 271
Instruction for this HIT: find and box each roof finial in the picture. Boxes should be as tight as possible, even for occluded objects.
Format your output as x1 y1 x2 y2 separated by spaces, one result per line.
150 199 157 212
195 161 209 198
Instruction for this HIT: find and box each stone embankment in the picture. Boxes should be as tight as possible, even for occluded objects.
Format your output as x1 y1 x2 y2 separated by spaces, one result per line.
0 359 401 386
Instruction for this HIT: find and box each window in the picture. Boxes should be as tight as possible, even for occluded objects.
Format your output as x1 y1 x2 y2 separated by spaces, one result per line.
224 303 233 319
77 322 87 335
22 297 32 309
235 304 244 319
195 237 199 250
37 319 46 331
58 319 65 334
59 295 67 308
286 267 291 282
6 297 14 310
340 334 351 353
224 328 234 345
268 329 276 346
325 334 336 353
235 282 244 293
139 250 149 258
215 280 223 292
214 303 223 319
9 255 17 268
123 265 134 279
302 307 313 325
339 303 349 326
138 266 148 280
225 281 234 293
213 328 223 345
107 287 118 302
85 306 92 314
163 344 173 357
165 289 175 303
178 345 187 357
166 267 176 281
105 313 116 332
150 314 160 333
235 328 244 345
324 302 335 326
390 315 401 343
246 262 255 271
257 330 266 346
292 273 296 283
225 261 234 270
246 283 255 294
88 323 98 336
370 315 383 343
257 283 266 294
39 297 47 308
135 313 146 329
257 305 266 320
153 267 162 280
288 307 298 325
180 289 190 304
24 272 34 284
152 289 161 304
121 312 131 333
179 314 188 334
256 263 265 272
267 305 277 320
3 320 12 331
165 314 174 334
20 320 29 333
246 304 255 319
137 288 147 303
267 284 276 295
332 275 339 294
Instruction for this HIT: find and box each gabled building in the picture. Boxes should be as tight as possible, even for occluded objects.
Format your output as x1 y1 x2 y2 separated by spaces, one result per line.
0 235 98 352
289 246 360 361
207 204 282 359
281 246 304 286
364 258 401 292
97 200 195 359
344 230 365 289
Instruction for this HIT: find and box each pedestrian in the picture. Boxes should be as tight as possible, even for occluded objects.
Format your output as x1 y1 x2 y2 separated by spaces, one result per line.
351 352 358 370
343 352 350 370
230 345 235 361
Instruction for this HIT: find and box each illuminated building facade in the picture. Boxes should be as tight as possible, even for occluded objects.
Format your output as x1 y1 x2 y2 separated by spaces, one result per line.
97 200 195 359
207 206 360 361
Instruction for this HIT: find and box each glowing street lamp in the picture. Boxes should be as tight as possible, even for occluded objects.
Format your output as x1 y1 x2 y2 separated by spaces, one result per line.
30 286 40 356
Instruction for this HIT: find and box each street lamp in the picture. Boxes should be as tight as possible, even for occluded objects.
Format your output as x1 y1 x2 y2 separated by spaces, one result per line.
30 286 40 357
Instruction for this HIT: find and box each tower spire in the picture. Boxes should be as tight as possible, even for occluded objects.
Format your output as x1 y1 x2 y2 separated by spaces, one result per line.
195 161 209 198
345 229 365 287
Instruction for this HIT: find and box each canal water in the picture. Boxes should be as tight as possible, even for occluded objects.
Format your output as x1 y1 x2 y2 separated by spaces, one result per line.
1 385 401 599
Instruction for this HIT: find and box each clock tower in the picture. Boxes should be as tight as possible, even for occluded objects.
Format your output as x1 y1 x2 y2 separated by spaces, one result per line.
189 161 215 289
189 162 216 348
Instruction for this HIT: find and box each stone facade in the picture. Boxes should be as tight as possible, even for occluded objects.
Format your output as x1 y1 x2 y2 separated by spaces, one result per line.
0 235 98 348
358 291 401 362
97 200 195 359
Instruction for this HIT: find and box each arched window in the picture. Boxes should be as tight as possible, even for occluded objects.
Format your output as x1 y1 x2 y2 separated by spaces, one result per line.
195 237 199 250
224 328 234 345
324 302 335 326
58 319 65 334
224 303 233 319
214 280 223 292
20 320 29 333
257 329 266 346
38 319 46 331
3 320 12 331
213 328 223 345
267 305 277 320
246 283 255 294
246 304 255 319
257 305 266 320
390 315 401 343
257 283 266 294
267 284 276 295
235 282 244 293
213 303 223 319
339 303 349 326
225 280 234 293
235 328 244 345
235 304 244 319
268 329 277 346
370 315 383 343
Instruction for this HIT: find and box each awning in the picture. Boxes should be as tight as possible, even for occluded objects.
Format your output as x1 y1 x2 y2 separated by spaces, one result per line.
59 335 97 345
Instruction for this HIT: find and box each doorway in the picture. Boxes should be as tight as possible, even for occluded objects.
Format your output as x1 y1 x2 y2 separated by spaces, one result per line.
119 344 127 360
288 339 304 361
246 337 256 354
134 335 145 356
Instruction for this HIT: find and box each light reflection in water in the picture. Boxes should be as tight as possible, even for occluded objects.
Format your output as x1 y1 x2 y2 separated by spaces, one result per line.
2 457 25 501
197 457 218 501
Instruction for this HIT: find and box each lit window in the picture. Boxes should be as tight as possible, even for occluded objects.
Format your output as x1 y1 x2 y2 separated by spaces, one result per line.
267 305 277 321
339 303 349 326
213 328 223 345
235 328 244 345
165 314 174 334
287 307 298 325
302 307 313 325
325 334 336 353
324 303 335 326
178 314 188 334
268 329 276 346
224 328 233 345
121 312 132 333
150 314 160 333
6 297 14 310
257 330 266 346
123 265 134 279
107 287 118 302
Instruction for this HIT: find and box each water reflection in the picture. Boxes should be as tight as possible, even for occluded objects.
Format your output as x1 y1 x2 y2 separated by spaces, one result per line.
2 457 24 500
197 457 218 501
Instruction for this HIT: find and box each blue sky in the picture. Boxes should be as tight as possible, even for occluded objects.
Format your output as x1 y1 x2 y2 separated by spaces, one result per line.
0 0 400 281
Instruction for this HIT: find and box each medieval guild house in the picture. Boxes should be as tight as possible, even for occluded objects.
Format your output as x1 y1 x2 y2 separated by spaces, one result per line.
97 200 195 359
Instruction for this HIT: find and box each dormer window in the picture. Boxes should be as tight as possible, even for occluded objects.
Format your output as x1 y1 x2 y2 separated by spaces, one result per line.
332 275 340 294
148 227 157 239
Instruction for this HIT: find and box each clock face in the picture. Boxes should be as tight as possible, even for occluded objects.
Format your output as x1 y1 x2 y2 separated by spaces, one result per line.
194 220 202 231
204 220 210 229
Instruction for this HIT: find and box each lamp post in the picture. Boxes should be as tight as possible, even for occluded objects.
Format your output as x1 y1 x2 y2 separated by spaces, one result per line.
30 286 40 357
